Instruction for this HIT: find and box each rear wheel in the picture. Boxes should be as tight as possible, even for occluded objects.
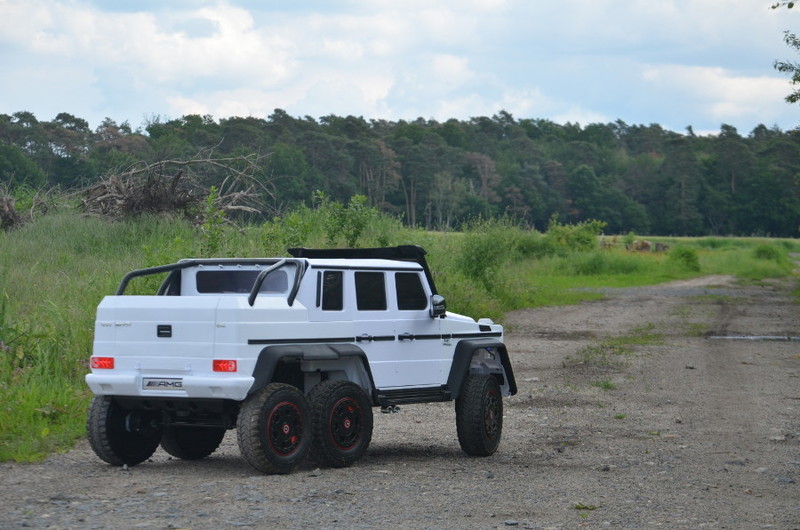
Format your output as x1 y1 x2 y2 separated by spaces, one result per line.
455 374 503 456
160 426 226 460
309 380 373 468
87 395 161 466
237 383 312 474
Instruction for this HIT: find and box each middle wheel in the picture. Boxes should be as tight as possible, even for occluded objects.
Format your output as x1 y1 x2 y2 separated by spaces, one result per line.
237 382 312 474
308 380 374 468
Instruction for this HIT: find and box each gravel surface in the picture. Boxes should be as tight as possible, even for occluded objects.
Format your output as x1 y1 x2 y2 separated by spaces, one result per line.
1 275 798 529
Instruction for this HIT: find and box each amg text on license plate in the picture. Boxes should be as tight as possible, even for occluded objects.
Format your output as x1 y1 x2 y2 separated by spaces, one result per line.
142 378 183 390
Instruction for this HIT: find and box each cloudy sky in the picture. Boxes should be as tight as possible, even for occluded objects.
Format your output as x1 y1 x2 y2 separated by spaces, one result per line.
1 0 798 136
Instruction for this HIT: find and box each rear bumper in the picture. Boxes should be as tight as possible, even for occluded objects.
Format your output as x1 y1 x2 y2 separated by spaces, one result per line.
85 372 254 401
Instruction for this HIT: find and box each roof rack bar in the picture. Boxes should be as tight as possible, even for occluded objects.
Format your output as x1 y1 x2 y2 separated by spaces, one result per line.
287 245 438 295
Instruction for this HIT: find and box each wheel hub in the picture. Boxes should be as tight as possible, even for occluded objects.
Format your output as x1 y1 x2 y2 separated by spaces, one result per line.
268 401 303 456
330 398 362 450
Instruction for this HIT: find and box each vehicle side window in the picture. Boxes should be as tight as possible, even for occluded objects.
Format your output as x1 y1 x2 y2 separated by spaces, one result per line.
355 272 386 310
395 272 427 310
321 271 343 310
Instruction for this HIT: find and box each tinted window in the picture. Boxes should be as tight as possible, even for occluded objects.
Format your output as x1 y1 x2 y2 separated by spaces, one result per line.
355 272 386 310
197 270 259 293
395 272 427 310
196 269 289 294
322 271 343 310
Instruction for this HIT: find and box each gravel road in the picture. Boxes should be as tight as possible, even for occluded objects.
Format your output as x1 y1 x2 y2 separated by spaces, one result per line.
1 275 798 529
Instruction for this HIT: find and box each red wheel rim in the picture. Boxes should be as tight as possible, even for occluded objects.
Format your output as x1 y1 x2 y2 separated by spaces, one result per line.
267 401 304 456
328 397 362 451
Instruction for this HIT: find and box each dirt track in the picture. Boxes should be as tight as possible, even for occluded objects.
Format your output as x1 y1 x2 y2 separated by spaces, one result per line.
1 275 798 529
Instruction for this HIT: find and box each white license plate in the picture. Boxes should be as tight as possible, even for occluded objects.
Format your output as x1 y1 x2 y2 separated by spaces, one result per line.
142 378 184 390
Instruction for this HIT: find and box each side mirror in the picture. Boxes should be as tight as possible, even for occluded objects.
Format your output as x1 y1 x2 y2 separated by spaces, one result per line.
430 294 446 318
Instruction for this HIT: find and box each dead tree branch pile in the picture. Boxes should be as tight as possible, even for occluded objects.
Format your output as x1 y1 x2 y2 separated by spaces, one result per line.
0 192 21 231
80 151 271 220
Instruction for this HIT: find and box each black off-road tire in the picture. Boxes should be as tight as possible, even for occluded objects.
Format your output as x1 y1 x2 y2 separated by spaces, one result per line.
236 383 312 474
455 374 503 456
308 380 373 468
160 426 226 460
87 395 161 466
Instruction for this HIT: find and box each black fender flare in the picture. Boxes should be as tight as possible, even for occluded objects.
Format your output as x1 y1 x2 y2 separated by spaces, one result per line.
446 338 517 399
249 343 377 398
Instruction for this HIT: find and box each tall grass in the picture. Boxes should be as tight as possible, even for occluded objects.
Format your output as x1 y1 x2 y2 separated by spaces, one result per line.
0 201 797 461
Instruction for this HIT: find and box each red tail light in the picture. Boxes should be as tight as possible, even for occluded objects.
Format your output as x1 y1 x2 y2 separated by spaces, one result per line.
213 359 237 372
91 357 115 369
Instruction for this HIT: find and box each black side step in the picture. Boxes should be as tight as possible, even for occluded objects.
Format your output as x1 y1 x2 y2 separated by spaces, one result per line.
377 387 452 407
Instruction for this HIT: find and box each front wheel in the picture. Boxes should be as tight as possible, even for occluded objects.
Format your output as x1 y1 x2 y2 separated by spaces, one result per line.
87 395 161 466
160 426 226 460
309 380 373 468
455 375 503 456
237 383 312 474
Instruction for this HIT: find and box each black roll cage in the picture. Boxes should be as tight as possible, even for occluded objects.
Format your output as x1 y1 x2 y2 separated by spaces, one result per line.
114 258 308 307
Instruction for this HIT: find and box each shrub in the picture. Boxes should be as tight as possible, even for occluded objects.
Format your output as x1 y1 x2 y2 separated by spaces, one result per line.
543 217 606 256
752 244 784 262
668 246 700 272
315 192 377 247
457 217 523 289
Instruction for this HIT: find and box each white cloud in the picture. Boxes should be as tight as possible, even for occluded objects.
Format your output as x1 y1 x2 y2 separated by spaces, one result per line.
553 107 611 127
2 1 296 86
0 0 798 131
643 64 791 124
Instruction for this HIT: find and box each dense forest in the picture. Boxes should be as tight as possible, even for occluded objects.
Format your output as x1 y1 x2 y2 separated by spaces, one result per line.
1 109 799 236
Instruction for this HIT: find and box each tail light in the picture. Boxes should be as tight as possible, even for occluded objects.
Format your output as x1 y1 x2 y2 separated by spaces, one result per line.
213 359 237 372
91 357 115 369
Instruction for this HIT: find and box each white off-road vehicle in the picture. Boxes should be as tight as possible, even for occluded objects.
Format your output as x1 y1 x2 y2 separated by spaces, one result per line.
86 246 517 474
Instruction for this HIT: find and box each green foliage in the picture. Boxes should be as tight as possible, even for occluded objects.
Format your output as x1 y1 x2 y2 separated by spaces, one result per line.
200 186 226 257
543 216 607 256
0 274 91 460
0 144 46 187
622 231 637 248
775 25 800 103
567 251 646 276
3 108 800 236
566 323 664 367
457 217 523 289
261 192 393 253
591 380 617 391
752 244 784 262
667 246 701 272
316 192 376 247
262 205 318 252
697 237 729 250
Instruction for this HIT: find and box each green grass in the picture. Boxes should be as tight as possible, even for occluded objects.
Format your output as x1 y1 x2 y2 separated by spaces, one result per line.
565 323 666 367
591 380 617 391
0 204 797 462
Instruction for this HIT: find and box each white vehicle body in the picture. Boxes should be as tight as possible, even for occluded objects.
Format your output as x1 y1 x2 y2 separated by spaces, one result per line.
85 246 516 473
87 251 515 405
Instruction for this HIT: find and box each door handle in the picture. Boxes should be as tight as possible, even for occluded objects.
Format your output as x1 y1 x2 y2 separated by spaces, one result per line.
398 332 415 341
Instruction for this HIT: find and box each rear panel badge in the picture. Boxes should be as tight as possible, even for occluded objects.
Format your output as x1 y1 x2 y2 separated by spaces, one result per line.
142 378 183 390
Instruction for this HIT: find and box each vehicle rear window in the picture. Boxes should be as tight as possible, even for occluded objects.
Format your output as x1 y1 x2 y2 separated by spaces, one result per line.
196 270 289 294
